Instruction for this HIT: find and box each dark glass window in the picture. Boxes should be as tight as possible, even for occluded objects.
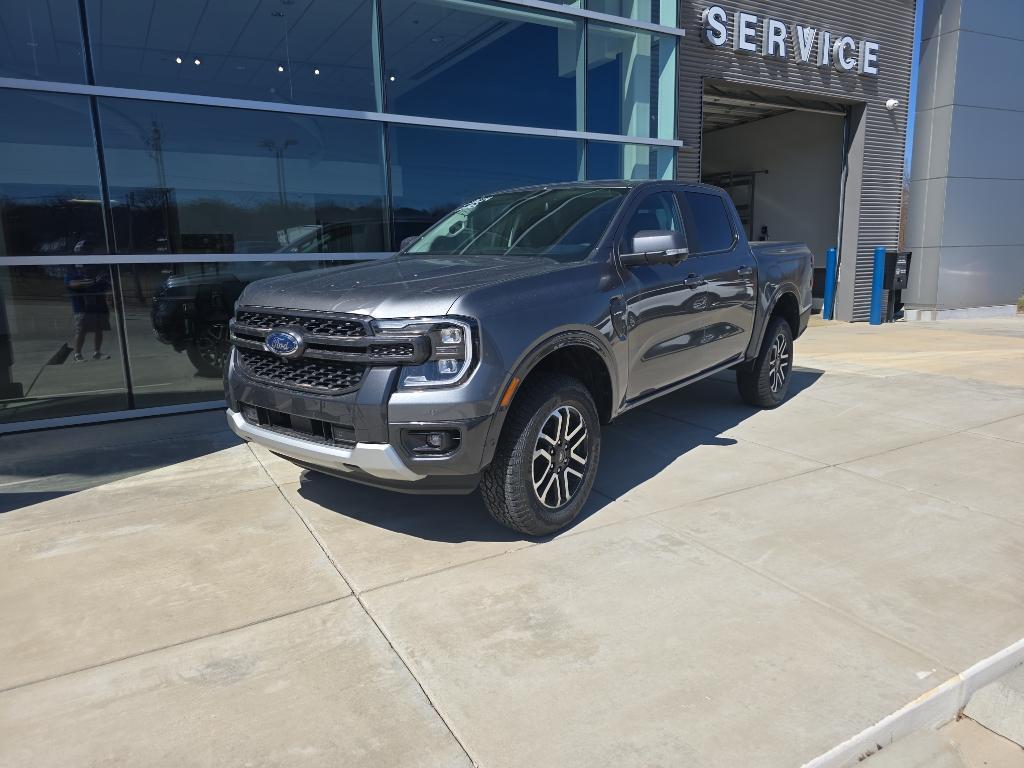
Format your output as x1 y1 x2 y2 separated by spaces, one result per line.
679 191 736 253
405 186 628 261
85 0 378 111
619 191 682 250
587 23 675 139
587 141 674 180
119 260 333 407
0 90 107 257
0 0 86 82
586 0 675 25
388 125 581 242
97 99 387 254
383 0 580 129
0 265 128 424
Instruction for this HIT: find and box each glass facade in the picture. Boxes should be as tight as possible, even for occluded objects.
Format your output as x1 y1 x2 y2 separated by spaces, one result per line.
0 0 679 427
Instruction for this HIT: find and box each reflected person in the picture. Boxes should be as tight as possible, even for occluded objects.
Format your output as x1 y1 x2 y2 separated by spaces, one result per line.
65 260 112 362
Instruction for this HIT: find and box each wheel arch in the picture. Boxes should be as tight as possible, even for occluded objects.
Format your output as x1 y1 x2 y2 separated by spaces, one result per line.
479 330 618 470
746 284 802 361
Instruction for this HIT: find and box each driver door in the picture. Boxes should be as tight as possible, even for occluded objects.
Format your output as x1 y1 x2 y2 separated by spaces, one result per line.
619 191 708 402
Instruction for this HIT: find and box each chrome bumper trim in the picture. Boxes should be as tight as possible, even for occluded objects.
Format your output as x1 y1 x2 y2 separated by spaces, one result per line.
227 409 424 482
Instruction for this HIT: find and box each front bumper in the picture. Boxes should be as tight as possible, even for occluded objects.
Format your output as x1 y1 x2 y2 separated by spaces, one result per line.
227 409 424 482
225 347 498 491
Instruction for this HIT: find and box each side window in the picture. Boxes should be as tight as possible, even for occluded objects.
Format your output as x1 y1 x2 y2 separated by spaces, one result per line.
620 192 684 251
677 191 737 254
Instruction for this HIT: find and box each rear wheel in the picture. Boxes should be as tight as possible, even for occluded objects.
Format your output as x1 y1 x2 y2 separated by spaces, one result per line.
480 374 600 536
737 316 794 408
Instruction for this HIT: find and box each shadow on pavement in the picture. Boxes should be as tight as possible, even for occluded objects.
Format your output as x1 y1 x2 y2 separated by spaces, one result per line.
0 427 240 514
296 367 824 542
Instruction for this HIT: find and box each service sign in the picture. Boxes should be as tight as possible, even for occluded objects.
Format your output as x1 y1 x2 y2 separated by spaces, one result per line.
701 5 879 77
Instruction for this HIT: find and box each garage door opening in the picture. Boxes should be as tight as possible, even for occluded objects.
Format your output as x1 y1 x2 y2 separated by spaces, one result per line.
700 81 849 309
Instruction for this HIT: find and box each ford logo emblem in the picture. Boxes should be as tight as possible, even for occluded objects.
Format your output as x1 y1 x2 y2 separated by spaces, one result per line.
265 329 304 359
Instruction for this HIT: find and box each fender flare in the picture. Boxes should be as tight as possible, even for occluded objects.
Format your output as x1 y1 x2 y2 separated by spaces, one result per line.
746 283 802 361
478 329 619 470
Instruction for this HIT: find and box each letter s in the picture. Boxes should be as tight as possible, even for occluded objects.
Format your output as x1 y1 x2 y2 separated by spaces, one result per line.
702 6 728 47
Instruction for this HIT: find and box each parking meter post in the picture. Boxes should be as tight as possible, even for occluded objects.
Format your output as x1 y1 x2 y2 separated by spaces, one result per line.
822 247 838 321
870 246 886 325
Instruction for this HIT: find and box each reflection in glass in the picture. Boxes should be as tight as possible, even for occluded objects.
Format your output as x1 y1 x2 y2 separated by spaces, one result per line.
85 0 378 110
587 0 676 26
388 125 581 242
405 186 628 261
119 260 332 407
0 265 128 423
383 0 581 129
0 90 107 257
587 23 675 139
0 0 86 83
98 99 388 254
587 141 674 180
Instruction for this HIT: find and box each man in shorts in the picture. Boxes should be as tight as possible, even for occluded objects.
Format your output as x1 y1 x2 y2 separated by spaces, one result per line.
65 263 112 362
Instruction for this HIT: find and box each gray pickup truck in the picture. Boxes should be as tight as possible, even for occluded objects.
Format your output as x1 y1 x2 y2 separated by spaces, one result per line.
226 180 813 534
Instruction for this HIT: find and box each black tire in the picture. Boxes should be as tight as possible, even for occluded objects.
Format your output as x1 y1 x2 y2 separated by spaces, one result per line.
737 316 794 409
186 323 229 378
480 374 601 536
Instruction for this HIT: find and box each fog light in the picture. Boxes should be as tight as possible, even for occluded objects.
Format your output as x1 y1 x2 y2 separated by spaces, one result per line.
437 359 460 375
402 428 460 456
440 327 463 344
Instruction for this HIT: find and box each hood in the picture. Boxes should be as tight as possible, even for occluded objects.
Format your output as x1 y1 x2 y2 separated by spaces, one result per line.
238 255 568 317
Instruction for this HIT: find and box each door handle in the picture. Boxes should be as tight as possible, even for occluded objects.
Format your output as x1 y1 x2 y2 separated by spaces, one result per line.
736 265 754 275
683 274 706 289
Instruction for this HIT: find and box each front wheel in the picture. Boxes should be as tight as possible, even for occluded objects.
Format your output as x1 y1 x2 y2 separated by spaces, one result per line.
480 374 601 536
186 323 229 378
737 316 794 408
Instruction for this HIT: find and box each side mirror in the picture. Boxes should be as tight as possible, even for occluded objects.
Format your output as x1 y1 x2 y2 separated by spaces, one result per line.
399 235 420 251
620 230 688 267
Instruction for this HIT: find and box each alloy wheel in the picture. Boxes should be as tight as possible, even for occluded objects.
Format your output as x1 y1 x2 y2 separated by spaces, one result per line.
196 323 228 367
532 405 589 509
767 331 790 393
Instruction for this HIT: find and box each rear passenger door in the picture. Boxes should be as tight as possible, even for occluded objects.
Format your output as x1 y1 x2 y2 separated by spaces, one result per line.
675 189 756 366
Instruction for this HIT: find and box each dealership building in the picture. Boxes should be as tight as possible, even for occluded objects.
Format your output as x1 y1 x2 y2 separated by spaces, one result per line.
0 0 1011 432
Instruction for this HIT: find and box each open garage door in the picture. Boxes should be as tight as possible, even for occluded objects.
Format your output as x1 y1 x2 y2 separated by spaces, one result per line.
701 81 849 307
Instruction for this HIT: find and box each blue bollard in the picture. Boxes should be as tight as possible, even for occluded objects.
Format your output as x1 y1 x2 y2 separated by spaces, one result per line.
822 247 838 321
869 246 887 325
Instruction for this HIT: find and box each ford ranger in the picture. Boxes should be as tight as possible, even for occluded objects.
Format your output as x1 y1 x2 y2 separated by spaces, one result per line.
225 181 813 535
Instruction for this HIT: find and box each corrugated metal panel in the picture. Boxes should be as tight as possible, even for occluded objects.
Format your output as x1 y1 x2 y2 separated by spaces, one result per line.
675 0 916 321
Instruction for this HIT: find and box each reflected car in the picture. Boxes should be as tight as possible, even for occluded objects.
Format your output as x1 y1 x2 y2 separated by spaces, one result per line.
150 261 336 377
147 221 420 376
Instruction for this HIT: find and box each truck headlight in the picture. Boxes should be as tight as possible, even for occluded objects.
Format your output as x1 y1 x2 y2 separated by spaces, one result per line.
371 317 475 388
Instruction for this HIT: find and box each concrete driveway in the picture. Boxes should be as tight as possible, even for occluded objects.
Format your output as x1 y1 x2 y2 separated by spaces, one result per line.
2 317 1024 767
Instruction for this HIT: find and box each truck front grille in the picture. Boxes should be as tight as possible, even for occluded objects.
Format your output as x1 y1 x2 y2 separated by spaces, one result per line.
234 310 367 337
237 348 365 394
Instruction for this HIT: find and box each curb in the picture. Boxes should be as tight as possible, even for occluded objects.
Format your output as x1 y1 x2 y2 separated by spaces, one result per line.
802 637 1024 768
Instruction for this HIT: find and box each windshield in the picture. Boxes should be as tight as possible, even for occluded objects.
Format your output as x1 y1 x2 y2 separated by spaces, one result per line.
402 187 629 261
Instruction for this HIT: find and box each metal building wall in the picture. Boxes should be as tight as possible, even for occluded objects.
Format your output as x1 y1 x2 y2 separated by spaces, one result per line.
675 1 916 321
905 0 1024 315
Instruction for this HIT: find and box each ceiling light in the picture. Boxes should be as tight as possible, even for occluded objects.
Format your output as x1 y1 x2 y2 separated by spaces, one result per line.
388 74 396 81
194 58 201 65
313 68 320 75
175 56 182 64
278 65 285 72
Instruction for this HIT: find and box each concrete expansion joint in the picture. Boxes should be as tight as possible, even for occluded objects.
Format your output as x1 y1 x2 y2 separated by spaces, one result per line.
645 514 954 676
0 596 348 696
802 637 1024 768
275 484 481 768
